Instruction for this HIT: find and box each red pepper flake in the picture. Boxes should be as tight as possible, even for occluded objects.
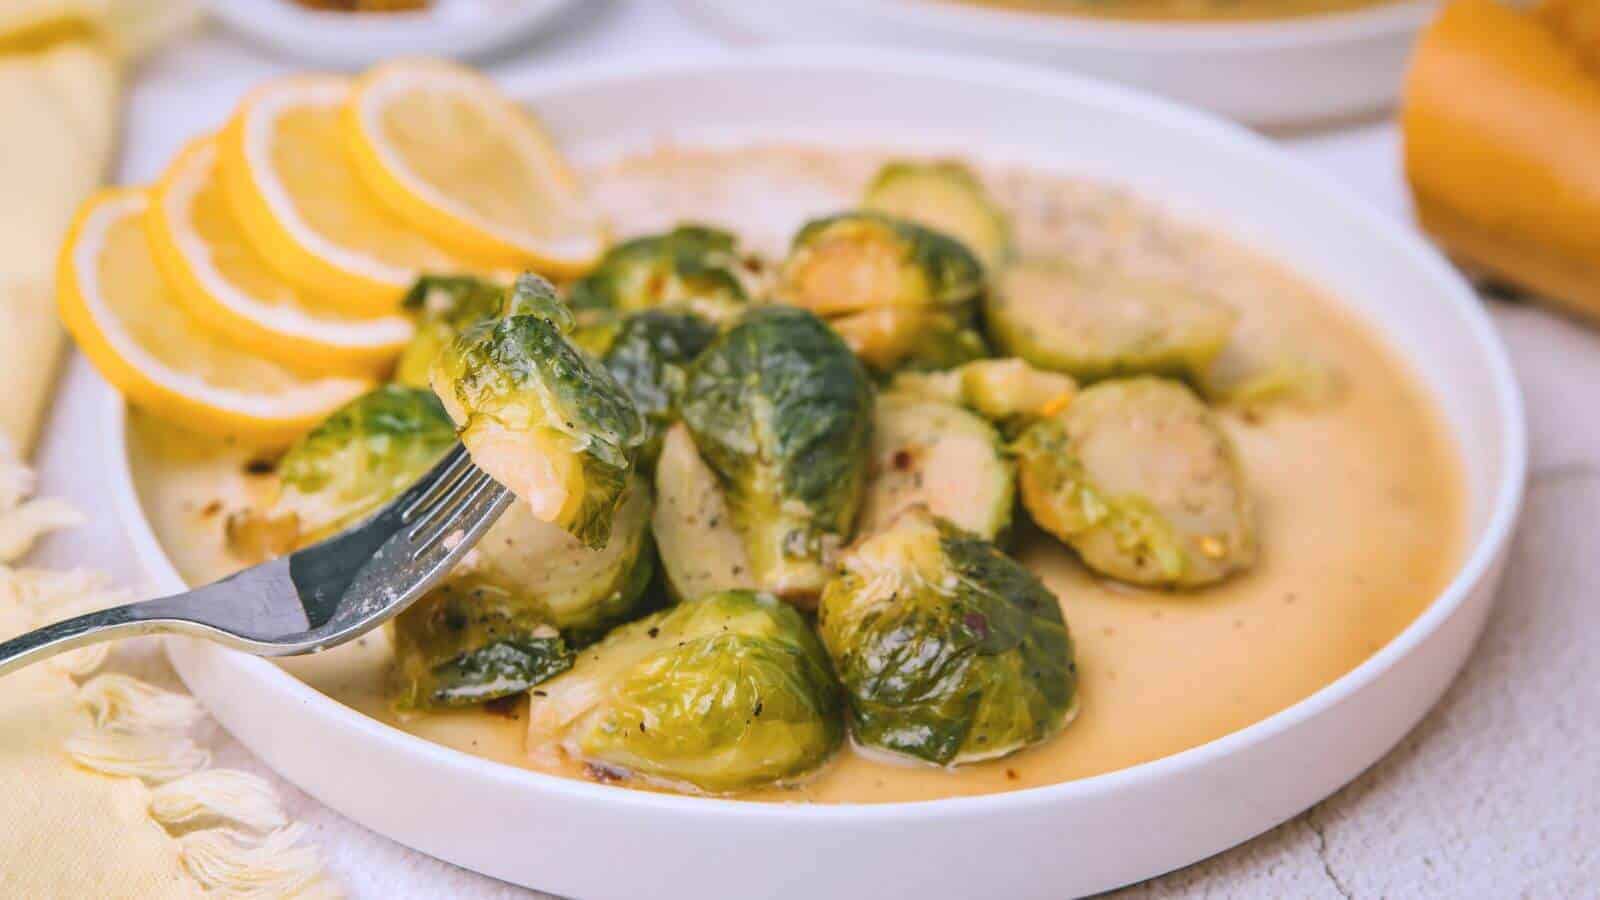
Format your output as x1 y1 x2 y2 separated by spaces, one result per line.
1006 768 1019 781
243 458 276 476
199 500 223 518
891 449 915 472
963 612 989 638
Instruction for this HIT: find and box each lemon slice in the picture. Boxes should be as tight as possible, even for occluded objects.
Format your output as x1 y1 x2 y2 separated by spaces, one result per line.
344 58 606 275
59 189 372 446
148 136 415 376
219 74 468 316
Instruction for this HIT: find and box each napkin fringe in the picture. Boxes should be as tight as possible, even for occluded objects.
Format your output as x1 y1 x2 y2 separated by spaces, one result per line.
0 453 339 898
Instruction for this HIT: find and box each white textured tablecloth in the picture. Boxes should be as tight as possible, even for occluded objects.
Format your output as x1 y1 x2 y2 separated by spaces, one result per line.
30 2 1600 895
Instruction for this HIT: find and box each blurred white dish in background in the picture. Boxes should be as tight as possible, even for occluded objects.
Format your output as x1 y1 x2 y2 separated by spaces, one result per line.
683 0 1437 128
208 0 581 69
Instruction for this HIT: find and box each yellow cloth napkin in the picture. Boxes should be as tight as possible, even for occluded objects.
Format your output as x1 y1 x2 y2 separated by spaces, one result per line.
0 605 202 899
1 6 338 896
0 38 117 457
0 0 197 457
0 460 338 898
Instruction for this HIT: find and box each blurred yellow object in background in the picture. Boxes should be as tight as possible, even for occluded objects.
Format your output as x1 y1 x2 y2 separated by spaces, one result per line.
0 0 195 459
1539 0 1600 73
1404 0 1600 326
0 39 117 459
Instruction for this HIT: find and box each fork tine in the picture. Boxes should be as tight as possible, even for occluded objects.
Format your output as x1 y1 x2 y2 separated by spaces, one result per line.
407 464 492 544
401 444 471 524
410 471 509 563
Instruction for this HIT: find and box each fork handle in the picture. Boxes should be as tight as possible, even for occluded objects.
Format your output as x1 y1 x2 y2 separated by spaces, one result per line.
0 604 178 679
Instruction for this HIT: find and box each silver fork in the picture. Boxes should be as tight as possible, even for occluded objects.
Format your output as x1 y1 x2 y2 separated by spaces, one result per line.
0 444 511 678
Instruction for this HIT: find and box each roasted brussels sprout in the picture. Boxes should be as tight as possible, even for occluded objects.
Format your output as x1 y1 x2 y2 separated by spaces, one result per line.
1200 324 1337 412
391 477 657 708
890 358 1076 436
573 309 718 465
863 160 1011 272
777 211 984 371
566 225 752 324
431 275 645 549
890 315 992 374
986 257 1235 383
526 590 845 794
236 385 455 554
679 306 874 601
391 575 573 710
652 424 756 602
858 393 1014 542
818 508 1077 766
1014 377 1255 589
394 275 509 388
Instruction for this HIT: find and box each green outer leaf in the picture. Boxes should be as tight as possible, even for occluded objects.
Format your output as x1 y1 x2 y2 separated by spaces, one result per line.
536 590 844 793
818 510 1077 765
567 225 749 322
576 310 718 467
863 159 1013 273
276 385 456 541
391 478 660 710
436 311 645 548
390 575 574 709
787 211 985 311
679 306 873 590
395 275 509 388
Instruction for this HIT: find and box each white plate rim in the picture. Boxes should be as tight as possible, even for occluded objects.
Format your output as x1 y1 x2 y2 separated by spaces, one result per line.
207 0 582 67
692 0 1438 52
104 47 1526 826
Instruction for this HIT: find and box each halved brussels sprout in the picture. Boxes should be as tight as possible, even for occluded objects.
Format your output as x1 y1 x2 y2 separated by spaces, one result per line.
391 575 572 710
891 358 1076 436
1013 377 1255 589
863 160 1011 272
883 315 992 374
858 393 1014 542
526 590 844 794
573 309 718 466
777 211 984 371
566 225 752 324
391 477 657 709
986 257 1235 383
226 385 456 557
1200 326 1337 412
394 275 509 389
679 306 874 602
431 275 645 549
818 508 1077 766
652 424 756 602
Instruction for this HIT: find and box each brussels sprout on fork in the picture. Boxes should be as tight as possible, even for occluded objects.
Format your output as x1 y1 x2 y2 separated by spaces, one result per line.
430 274 646 549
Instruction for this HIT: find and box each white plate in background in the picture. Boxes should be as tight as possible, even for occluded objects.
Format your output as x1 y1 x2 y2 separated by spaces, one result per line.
684 0 1437 127
108 49 1523 900
208 0 581 68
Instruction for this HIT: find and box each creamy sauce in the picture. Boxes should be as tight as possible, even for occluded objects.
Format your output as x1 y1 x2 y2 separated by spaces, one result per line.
129 145 1464 804
942 0 1398 23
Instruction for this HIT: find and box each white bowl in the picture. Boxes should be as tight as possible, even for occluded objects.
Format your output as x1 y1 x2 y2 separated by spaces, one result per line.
107 49 1524 900
683 0 1436 127
208 0 581 69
